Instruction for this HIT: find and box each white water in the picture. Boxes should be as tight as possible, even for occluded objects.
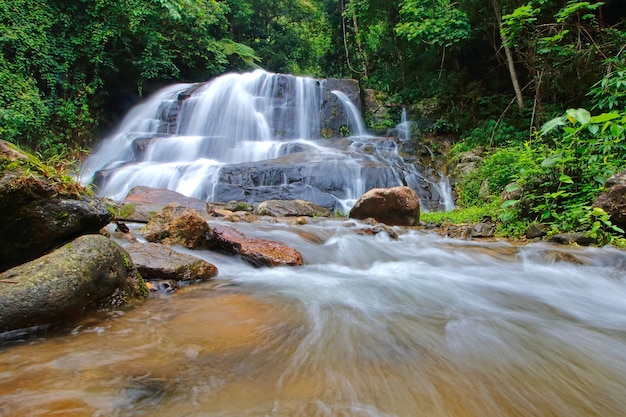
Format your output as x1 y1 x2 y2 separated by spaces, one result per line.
330 90 369 137
1 221 626 416
80 70 454 210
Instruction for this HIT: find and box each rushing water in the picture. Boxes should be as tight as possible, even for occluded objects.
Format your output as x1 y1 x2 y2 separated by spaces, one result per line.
79 70 455 211
2 220 626 417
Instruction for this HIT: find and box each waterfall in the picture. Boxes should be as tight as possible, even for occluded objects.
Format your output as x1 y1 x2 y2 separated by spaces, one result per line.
397 107 411 142
330 90 369 137
81 70 451 210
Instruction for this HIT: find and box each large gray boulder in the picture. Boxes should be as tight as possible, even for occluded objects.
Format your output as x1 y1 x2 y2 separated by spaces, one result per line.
0 234 147 334
593 170 626 230
349 186 420 226
0 140 114 272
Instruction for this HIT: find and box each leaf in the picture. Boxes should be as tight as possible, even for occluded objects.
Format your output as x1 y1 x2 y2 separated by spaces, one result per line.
559 174 574 184
566 108 591 125
590 112 620 123
587 124 599 135
540 116 565 135
610 123 623 137
501 199 519 208
541 153 563 167
505 183 520 192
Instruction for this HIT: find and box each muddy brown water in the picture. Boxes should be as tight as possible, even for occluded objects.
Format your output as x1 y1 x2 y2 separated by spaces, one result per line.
1 221 625 417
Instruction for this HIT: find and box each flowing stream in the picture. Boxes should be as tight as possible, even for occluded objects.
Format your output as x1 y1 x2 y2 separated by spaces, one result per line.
1 221 626 417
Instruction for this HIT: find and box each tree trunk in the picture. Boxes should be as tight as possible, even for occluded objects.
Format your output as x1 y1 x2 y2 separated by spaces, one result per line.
492 0 524 110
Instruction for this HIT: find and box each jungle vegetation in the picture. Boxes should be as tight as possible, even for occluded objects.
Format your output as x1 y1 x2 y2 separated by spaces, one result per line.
1 0 625 241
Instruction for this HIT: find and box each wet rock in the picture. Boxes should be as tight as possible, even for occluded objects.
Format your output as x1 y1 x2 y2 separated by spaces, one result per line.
124 242 218 283
355 224 399 240
321 78 361 137
209 225 303 267
349 186 420 226
139 204 212 249
0 234 147 334
223 200 254 212
0 140 114 272
255 199 332 217
120 186 210 222
592 170 626 230
547 233 596 246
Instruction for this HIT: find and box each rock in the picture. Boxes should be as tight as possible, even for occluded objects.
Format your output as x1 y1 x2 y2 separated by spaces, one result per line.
0 140 114 272
0 235 147 334
355 224 399 240
120 186 210 222
349 186 420 226
526 223 547 239
223 200 254 212
592 170 626 230
321 78 362 137
124 242 218 283
255 199 332 217
363 89 391 131
452 149 484 178
547 233 596 246
209 225 303 267
139 204 212 249
470 222 495 238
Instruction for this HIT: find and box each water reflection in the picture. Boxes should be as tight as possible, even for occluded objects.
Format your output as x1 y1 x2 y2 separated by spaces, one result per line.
1 223 626 416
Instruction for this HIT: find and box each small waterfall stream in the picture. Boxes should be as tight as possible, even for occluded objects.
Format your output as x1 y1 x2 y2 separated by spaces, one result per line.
80 70 454 211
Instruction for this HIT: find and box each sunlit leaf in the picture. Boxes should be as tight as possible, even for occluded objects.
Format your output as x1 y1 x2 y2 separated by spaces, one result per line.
540 116 565 135
501 199 519 208
559 174 574 184
505 183 520 192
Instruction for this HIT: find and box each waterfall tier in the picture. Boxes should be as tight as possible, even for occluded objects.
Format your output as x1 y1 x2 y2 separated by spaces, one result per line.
81 70 452 211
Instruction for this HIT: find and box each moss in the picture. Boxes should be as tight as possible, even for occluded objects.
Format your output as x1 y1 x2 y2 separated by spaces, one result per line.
117 203 137 219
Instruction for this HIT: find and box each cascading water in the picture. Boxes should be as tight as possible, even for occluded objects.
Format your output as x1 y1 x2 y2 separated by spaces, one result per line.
330 90 369 137
80 70 453 211
2 221 626 417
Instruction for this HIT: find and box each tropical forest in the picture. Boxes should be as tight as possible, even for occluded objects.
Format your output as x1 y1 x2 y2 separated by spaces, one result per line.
3 2 626 416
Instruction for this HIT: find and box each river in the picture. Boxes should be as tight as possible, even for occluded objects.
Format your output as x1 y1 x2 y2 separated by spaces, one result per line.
1 219 625 416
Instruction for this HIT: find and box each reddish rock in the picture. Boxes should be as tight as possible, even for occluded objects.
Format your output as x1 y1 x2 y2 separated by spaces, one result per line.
593 170 626 230
210 225 303 267
349 186 420 226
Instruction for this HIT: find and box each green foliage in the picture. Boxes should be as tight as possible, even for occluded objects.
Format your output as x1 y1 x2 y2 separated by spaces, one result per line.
495 106 626 239
396 0 471 48
421 203 499 225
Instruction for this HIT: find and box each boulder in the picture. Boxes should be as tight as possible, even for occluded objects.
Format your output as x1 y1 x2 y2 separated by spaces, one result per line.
120 186 210 222
139 204 212 249
0 234 147 334
349 186 420 226
592 170 626 230
0 140 114 272
547 233 596 246
124 242 218 283
255 199 332 217
209 225 303 267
